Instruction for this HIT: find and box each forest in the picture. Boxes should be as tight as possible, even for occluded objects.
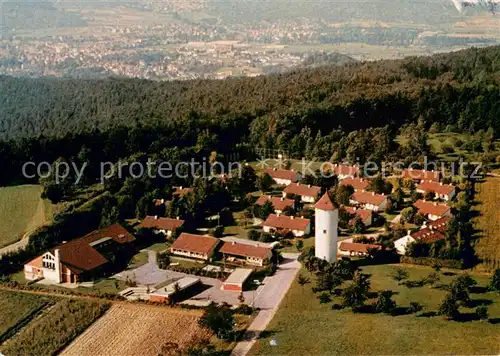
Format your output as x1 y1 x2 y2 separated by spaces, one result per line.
0 45 499 187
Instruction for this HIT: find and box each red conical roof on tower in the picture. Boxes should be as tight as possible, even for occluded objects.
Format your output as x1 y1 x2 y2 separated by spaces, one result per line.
314 192 338 211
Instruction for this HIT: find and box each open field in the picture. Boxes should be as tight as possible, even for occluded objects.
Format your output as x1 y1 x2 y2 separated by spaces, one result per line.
62 304 211 356
0 299 109 356
250 264 500 355
0 185 59 248
474 176 500 271
0 290 53 343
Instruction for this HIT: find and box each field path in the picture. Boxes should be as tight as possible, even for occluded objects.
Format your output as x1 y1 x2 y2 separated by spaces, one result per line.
231 254 300 356
0 226 39 257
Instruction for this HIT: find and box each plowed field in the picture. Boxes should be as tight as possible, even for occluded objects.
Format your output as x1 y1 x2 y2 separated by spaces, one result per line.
61 304 211 356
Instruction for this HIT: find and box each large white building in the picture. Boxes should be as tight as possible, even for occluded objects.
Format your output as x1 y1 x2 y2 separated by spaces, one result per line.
314 193 339 262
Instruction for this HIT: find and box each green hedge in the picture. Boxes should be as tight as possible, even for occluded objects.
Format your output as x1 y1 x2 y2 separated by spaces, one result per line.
400 256 464 269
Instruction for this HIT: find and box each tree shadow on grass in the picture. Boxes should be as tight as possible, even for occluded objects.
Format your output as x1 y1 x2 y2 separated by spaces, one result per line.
258 329 279 339
488 318 500 324
417 311 437 318
466 298 493 308
454 312 480 323
469 286 489 294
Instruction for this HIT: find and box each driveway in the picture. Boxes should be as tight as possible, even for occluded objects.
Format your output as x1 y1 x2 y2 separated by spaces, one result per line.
231 253 301 356
113 251 186 286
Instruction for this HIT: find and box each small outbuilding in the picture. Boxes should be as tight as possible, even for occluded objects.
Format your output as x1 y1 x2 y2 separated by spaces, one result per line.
222 268 253 292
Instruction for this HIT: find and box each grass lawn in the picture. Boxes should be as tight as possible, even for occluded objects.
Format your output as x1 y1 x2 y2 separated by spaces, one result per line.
250 264 500 355
0 185 61 248
0 290 54 342
473 176 500 271
126 251 149 270
144 242 170 253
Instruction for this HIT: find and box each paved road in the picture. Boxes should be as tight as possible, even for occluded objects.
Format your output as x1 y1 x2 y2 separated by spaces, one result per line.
231 253 301 356
0 227 37 257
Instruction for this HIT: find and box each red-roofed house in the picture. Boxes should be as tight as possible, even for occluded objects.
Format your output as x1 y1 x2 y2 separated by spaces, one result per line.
170 233 220 261
350 191 388 212
139 216 185 237
24 224 135 284
263 214 311 237
264 168 301 186
414 200 452 221
333 164 360 180
344 206 373 227
416 181 456 201
402 168 441 183
394 218 450 255
173 186 194 197
283 183 321 203
254 195 295 213
338 242 381 257
220 241 273 266
340 177 370 192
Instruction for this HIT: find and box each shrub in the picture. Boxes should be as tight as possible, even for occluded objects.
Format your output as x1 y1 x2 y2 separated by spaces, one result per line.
489 269 500 292
375 290 396 314
156 252 171 270
318 292 332 304
476 305 489 320
409 301 423 313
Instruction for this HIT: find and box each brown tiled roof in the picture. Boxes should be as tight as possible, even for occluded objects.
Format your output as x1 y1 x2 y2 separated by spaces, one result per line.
344 207 372 224
411 228 445 243
314 193 338 211
402 169 441 182
340 177 370 191
334 164 360 177
264 168 299 181
171 233 220 255
351 191 387 206
25 255 43 269
255 195 294 211
283 183 321 198
414 200 450 217
416 181 455 195
339 242 381 253
220 242 272 260
49 224 135 274
427 217 450 233
263 214 310 231
139 216 185 231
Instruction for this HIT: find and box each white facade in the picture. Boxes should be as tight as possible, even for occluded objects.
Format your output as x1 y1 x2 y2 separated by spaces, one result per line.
394 234 416 255
262 224 310 237
42 250 61 283
315 208 339 262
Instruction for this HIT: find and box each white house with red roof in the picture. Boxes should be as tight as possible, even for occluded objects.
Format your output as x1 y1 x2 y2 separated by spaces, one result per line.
413 200 452 221
139 216 185 237
220 241 273 266
254 195 295 213
394 217 450 255
263 214 311 237
170 233 220 261
338 242 381 257
344 206 373 227
339 177 370 192
350 191 388 212
264 168 301 186
24 224 135 284
402 168 441 183
333 164 360 180
416 181 456 201
283 183 321 203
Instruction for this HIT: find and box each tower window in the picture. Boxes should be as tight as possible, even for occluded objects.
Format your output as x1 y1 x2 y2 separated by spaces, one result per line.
323 229 327 234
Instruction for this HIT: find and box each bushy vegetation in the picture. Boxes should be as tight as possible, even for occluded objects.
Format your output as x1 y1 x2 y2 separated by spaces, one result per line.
0 290 53 343
0 299 109 356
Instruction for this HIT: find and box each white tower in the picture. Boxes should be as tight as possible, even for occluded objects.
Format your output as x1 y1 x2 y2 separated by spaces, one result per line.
314 193 339 262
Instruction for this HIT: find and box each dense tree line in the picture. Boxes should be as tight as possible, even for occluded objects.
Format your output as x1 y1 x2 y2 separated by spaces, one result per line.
0 45 499 187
